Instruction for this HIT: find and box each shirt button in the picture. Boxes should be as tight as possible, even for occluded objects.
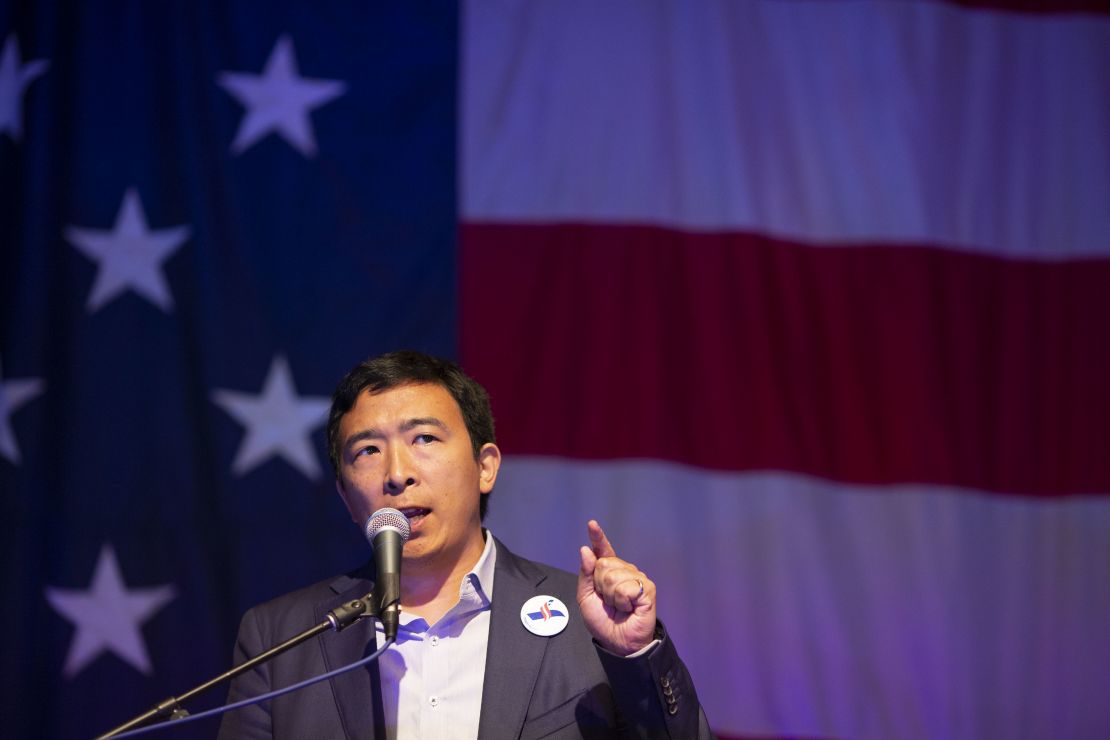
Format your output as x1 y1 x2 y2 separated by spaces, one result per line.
430 636 439 646
429 696 439 708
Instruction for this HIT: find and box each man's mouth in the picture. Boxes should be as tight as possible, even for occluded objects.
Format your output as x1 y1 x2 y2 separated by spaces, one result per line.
398 507 431 526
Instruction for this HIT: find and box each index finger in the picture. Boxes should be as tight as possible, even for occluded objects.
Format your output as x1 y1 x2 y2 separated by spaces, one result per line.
588 519 618 558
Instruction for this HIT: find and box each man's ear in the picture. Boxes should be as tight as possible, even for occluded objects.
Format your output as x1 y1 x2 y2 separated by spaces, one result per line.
478 443 501 494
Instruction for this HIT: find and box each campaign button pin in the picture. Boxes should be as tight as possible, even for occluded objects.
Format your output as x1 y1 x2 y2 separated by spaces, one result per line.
520 595 569 637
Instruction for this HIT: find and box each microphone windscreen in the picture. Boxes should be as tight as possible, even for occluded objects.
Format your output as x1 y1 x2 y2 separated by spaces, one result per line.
364 507 411 546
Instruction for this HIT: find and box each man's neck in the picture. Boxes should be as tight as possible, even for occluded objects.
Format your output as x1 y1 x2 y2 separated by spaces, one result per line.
399 530 487 625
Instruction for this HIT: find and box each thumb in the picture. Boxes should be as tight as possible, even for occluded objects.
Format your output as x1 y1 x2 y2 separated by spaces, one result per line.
577 545 597 601
578 545 597 579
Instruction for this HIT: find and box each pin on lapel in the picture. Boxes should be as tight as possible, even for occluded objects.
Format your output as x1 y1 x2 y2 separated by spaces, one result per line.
519 595 569 637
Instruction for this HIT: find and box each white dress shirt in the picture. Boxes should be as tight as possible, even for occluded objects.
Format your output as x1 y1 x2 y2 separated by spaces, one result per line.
374 531 497 740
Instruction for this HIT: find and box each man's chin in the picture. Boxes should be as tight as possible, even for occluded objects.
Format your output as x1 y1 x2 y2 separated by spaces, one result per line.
400 540 432 564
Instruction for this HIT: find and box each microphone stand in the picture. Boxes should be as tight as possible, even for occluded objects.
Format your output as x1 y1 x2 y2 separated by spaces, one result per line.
95 593 378 739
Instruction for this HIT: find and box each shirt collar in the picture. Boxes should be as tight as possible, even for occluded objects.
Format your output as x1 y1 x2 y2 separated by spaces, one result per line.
462 528 497 605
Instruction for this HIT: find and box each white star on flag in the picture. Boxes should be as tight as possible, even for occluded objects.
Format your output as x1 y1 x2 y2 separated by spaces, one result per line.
0 33 49 142
45 544 177 679
63 188 191 313
218 34 347 157
211 355 330 480
0 355 45 465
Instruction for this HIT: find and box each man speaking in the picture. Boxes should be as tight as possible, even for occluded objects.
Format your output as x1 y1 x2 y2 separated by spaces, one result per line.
219 351 713 738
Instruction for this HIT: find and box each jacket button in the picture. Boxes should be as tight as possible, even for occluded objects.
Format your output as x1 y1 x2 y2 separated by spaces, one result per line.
668 703 679 715
660 676 671 688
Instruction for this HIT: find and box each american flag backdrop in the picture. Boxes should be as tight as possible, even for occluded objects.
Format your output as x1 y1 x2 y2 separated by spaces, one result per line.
3 1 1109 739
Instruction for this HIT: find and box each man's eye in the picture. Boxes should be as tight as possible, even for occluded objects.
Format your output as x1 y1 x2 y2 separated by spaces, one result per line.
414 434 436 445
355 445 379 457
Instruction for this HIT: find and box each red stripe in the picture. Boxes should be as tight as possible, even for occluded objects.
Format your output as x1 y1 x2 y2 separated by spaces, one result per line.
460 222 1110 497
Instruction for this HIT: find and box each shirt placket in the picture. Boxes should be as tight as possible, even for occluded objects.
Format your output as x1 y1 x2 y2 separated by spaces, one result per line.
422 623 449 736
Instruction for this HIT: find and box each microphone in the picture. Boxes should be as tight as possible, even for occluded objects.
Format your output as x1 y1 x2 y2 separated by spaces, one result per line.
363 508 411 641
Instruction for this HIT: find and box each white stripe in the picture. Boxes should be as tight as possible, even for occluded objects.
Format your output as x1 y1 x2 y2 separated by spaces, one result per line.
462 1 1110 260
486 456 1110 739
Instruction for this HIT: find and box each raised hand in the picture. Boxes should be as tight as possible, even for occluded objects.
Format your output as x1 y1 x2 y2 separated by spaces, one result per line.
576 519 657 656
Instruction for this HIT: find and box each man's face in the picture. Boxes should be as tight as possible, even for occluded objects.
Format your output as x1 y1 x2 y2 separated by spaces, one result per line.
334 382 499 574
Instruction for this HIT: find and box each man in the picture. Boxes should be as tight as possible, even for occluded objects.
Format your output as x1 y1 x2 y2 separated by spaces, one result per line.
219 351 712 739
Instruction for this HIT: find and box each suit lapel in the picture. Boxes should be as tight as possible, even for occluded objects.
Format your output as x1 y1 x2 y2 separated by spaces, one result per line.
477 540 551 740
317 574 381 740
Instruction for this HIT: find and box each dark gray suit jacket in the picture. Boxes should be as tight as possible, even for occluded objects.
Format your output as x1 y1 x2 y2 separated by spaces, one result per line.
218 538 714 739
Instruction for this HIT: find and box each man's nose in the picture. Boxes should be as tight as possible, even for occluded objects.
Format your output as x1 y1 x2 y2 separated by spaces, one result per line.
384 446 416 494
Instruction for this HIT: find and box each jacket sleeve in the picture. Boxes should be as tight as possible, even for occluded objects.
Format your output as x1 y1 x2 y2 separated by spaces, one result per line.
594 622 717 739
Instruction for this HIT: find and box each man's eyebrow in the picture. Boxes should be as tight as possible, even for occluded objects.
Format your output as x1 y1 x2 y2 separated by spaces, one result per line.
401 417 448 432
343 428 382 450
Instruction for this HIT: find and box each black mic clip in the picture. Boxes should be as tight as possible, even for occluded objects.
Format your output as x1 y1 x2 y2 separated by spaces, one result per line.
325 592 378 632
